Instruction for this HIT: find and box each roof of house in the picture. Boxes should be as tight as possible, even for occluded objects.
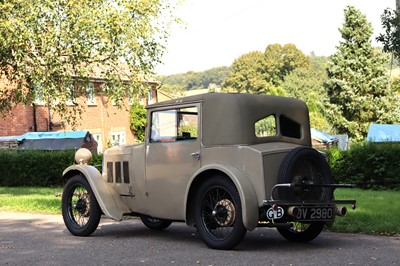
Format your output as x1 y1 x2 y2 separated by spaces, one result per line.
310 128 338 144
367 124 400 142
0 131 95 151
16 130 93 151
16 131 89 141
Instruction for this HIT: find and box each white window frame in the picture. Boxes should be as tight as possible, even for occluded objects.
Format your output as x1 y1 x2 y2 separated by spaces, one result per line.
110 131 126 146
86 83 96 105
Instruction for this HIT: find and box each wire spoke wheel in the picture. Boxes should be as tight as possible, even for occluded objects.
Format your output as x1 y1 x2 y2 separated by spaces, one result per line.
68 185 91 228
195 177 246 250
276 147 333 242
201 189 237 239
62 175 101 236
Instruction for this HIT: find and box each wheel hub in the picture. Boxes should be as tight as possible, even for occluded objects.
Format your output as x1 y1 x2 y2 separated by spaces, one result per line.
212 199 235 226
74 193 90 217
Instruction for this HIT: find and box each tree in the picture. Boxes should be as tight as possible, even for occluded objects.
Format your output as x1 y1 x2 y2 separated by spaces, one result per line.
377 7 400 61
264 43 310 86
129 100 147 142
0 0 178 124
282 63 332 132
222 44 309 95
222 51 271 94
325 6 400 140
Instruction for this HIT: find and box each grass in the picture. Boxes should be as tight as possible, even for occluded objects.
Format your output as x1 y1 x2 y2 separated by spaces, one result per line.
0 187 399 236
0 187 62 214
330 188 400 235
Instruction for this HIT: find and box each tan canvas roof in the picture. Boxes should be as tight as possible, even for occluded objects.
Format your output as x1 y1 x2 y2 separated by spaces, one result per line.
148 93 311 146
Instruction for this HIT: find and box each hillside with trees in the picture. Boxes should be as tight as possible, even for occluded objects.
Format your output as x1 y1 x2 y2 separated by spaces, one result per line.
157 5 400 142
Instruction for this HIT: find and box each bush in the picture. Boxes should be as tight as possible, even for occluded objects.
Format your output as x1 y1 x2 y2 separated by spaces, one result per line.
0 150 103 187
326 142 400 189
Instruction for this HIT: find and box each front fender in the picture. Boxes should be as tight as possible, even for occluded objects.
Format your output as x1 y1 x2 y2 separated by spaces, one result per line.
187 164 259 231
63 165 130 221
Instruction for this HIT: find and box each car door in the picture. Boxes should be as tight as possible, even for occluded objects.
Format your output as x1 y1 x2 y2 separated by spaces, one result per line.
144 104 201 220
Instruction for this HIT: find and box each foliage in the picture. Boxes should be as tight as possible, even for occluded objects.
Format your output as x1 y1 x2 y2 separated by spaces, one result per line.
377 8 400 60
264 43 310 85
222 51 270 94
326 142 400 189
129 101 147 142
0 150 102 187
158 66 231 92
325 6 400 141
180 124 198 138
0 0 179 125
222 43 309 95
282 62 333 132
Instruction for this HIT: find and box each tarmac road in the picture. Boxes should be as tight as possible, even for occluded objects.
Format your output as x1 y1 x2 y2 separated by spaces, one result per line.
0 211 399 266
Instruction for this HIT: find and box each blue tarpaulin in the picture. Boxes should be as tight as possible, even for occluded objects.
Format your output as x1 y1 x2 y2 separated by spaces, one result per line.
16 131 88 141
367 124 400 142
310 128 338 144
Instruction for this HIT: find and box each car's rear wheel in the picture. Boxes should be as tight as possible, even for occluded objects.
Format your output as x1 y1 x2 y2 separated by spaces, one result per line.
194 176 246 250
62 175 101 236
277 222 325 242
140 216 172 230
276 147 333 242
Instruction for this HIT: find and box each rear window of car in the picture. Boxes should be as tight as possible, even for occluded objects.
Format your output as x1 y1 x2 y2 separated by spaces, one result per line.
255 114 301 139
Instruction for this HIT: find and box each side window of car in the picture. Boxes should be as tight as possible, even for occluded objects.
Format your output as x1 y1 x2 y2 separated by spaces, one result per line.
255 115 276 137
280 115 301 139
150 107 198 143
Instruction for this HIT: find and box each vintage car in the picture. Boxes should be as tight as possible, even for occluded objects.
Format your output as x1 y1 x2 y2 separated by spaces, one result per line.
61 93 356 250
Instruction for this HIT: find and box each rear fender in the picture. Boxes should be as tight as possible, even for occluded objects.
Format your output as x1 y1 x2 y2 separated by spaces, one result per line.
187 164 259 231
63 165 130 221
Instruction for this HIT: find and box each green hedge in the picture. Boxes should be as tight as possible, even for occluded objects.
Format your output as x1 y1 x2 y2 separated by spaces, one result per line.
0 150 102 187
1 143 399 189
326 142 400 189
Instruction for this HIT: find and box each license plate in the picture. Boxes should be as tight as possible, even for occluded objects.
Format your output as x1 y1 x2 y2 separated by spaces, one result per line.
294 207 334 221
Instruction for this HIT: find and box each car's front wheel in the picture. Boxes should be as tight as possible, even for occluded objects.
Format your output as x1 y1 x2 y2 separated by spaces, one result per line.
62 175 101 236
194 176 246 250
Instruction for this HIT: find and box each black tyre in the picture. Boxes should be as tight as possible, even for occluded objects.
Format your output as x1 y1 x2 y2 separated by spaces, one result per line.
277 222 325 242
277 147 334 201
140 216 172 230
194 176 246 250
276 147 333 242
62 175 102 236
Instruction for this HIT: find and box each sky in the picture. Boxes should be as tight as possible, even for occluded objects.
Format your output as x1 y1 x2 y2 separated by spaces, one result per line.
155 0 396 75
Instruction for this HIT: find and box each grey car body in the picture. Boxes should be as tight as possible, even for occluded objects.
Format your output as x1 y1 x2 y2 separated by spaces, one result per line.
62 93 355 250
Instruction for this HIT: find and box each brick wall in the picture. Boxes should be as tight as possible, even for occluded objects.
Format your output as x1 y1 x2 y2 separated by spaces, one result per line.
0 79 159 152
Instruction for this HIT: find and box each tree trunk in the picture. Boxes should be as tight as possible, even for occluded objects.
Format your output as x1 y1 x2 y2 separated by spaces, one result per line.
397 0 400 14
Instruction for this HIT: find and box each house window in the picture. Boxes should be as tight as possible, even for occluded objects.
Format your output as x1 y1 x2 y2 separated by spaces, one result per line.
147 90 153 105
92 133 103 154
110 131 126 146
150 106 198 143
66 83 76 105
86 83 96 105
33 85 46 106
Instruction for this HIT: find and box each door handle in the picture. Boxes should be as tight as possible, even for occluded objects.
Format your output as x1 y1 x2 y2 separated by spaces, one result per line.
190 152 200 160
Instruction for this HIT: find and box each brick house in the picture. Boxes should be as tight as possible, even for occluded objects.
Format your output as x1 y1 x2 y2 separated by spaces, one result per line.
0 73 160 153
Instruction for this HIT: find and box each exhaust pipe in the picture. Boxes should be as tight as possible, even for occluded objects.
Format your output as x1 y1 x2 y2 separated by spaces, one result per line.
335 206 347 216
287 206 301 217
